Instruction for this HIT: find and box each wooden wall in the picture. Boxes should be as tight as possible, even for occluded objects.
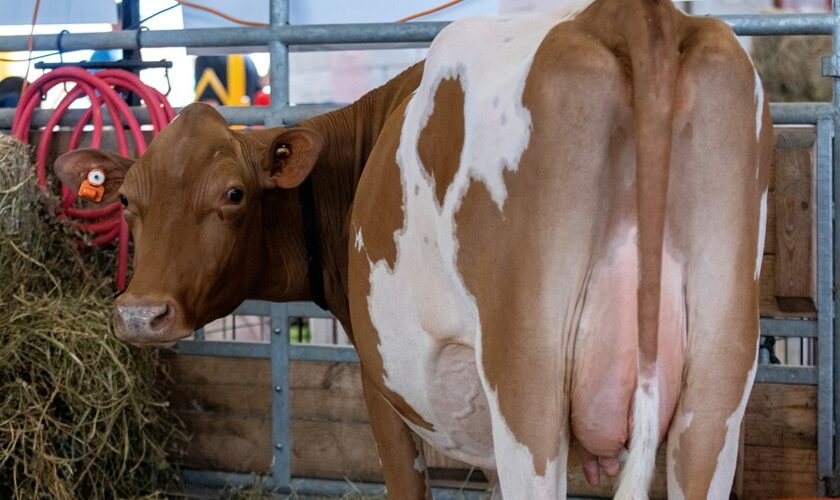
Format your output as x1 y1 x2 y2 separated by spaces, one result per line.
160 126 821 498
162 356 817 499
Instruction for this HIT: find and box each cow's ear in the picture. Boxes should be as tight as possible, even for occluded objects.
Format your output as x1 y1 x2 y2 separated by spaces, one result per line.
54 148 134 204
262 128 323 189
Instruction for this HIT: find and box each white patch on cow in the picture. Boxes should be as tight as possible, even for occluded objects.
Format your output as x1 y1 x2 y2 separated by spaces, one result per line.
413 452 426 473
665 410 694 500
354 227 364 251
755 189 768 281
365 1 588 474
746 54 765 180
615 380 660 500
754 69 764 144
707 339 759 500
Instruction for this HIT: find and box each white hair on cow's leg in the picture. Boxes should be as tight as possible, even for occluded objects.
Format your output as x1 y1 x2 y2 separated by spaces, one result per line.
754 68 764 143
354 227 364 251
666 410 694 500
707 339 758 500
614 379 659 500
755 189 767 281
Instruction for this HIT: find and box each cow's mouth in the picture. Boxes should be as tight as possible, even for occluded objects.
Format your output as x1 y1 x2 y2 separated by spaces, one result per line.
126 339 180 349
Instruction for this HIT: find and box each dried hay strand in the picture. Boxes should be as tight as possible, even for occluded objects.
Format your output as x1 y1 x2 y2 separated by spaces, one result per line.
751 35 832 103
0 133 185 498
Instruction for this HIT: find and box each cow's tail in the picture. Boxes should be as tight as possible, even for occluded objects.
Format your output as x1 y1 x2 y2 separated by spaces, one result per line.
613 2 680 499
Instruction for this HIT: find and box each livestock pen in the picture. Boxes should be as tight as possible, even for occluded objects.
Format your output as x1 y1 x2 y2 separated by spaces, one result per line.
0 0 837 497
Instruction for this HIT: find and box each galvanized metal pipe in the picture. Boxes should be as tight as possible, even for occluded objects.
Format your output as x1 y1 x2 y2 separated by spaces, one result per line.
0 23 449 52
771 102 833 124
268 2 292 491
720 13 834 35
0 104 348 129
832 0 840 484
269 301 292 493
0 101 827 130
816 116 835 491
0 13 833 54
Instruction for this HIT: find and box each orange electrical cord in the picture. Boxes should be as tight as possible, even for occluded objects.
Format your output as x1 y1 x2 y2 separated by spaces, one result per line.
177 0 268 26
176 0 465 26
21 0 42 93
396 0 464 22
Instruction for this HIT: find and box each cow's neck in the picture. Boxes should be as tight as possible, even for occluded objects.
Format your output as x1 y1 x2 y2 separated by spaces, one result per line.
261 63 423 329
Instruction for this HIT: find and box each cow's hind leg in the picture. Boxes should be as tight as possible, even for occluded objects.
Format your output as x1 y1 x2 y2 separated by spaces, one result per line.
665 18 771 500
469 295 572 499
480 340 570 500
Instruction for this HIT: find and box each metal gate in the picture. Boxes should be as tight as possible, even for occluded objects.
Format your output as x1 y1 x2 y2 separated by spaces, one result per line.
0 0 837 496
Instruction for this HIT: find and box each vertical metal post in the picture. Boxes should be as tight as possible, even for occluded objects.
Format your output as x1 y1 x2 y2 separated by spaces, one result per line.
816 117 835 494
268 0 290 128
268 2 292 492
270 301 291 492
120 0 142 106
830 1 840 491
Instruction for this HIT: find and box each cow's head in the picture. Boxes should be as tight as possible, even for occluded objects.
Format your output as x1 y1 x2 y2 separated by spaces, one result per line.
54 103 323 346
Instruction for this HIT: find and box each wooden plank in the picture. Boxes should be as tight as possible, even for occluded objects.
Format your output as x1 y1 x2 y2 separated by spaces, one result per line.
764 127 816 257
290 361 369 424
744 383 817 450
291 419 383 483
744 446 817 473
760 255 817 318
773 145 816 313
742 446 818 498
162 354 270 386
742 470 818 500
177 413 272 473
765 187 776 255
170 383 270 417
165 359 369 422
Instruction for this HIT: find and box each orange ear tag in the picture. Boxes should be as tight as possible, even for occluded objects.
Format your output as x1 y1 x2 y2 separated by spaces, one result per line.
78 168 106 203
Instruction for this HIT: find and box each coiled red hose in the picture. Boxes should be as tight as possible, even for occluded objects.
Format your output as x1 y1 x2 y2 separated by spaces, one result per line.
11 66 175 290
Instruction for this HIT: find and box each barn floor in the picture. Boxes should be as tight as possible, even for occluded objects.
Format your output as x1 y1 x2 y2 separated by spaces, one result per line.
181 485 603 500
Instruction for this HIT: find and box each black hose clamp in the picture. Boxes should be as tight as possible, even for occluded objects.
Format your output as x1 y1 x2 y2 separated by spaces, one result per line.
56 29 70 57
135 26 149 50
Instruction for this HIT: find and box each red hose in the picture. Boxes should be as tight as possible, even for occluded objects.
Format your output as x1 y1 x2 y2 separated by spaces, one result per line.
12 67 174 291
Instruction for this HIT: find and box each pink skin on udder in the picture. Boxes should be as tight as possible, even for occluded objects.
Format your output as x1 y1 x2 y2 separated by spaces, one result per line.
571 227 685 485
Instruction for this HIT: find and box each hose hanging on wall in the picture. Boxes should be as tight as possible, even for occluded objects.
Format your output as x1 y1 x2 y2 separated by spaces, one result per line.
11 66 175 291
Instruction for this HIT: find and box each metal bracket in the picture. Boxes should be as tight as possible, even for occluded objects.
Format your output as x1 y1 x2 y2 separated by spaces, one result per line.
821 55 840 78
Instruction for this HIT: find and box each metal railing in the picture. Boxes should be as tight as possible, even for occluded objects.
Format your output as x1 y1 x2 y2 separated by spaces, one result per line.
0 0 837 496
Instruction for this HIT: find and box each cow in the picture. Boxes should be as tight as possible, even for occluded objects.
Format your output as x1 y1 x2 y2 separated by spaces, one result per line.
54 0 772 497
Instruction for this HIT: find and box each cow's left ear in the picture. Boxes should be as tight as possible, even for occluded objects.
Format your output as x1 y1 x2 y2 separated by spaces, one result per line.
54 148 134 204
263 128 323 189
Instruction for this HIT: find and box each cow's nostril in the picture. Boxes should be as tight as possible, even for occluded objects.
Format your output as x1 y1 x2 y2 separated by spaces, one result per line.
149 303 174 331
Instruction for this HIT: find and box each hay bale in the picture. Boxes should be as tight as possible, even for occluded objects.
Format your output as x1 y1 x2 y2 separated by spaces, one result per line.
0 133 184 498
751 35 832 102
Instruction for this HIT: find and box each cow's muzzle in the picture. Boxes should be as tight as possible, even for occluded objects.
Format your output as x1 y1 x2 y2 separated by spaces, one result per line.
114 294 187 347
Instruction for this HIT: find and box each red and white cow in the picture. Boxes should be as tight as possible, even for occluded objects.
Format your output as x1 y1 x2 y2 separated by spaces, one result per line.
55 0 772 497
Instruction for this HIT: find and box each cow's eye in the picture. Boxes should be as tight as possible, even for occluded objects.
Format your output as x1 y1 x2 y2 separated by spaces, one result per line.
118 194 129 207
226 188 244 204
